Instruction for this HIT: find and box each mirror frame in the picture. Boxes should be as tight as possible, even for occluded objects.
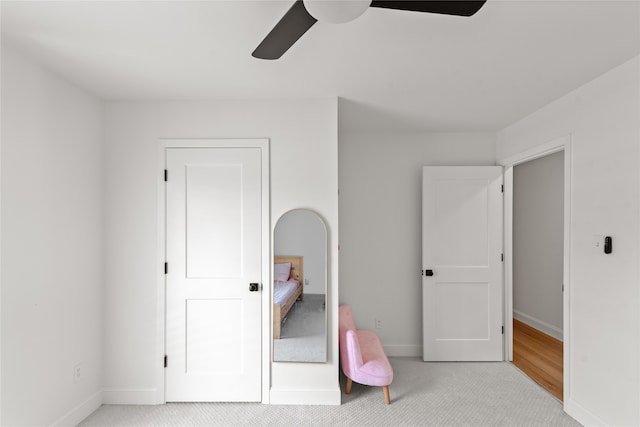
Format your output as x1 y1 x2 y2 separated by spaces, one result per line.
272 208 328 363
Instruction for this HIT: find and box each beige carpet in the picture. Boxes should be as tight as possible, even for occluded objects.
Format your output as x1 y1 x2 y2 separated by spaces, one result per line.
80 358 580 426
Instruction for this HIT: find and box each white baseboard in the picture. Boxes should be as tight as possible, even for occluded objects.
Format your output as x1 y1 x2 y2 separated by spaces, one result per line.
51 390 102 427
513 310 563 341
383 344 422 358
269 387 341 405
565 397 606 426
102 388 164 405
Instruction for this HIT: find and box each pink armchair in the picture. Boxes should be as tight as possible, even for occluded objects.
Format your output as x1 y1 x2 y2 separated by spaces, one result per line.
339 304 394 404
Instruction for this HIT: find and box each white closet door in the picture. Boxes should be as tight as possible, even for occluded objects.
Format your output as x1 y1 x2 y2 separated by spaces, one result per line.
422 166 503 361
165 147 262 402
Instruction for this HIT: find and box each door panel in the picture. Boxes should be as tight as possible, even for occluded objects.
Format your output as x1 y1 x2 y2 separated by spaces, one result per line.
423 166 503 361
435 282 490 339
435 179 489 266
166 147 262 402
186 164 243 278
185 299 243 373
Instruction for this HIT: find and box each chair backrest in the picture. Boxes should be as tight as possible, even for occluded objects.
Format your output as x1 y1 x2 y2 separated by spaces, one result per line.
339 305 364 375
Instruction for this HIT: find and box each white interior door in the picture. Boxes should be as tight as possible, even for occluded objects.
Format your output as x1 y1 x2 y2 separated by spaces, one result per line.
422 166 503 361
165 147 262 402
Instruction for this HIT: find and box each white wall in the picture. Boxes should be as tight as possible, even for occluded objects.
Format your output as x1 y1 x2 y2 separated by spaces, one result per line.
103 99 340 405
513 151 564 340
338 132 495 356
275 210 326 296
1 46 104 426
497 56 640 426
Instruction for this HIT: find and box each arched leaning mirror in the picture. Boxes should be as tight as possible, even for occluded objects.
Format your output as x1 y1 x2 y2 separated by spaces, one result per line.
273 209 327 363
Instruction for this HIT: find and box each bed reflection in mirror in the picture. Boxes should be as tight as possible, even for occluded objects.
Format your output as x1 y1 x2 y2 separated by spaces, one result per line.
273 209 327 363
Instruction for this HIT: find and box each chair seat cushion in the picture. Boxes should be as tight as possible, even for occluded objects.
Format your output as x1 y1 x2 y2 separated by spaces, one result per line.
352 330 393 386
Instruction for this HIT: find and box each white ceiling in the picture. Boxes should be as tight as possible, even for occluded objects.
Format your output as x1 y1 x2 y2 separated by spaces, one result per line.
2 0 639 132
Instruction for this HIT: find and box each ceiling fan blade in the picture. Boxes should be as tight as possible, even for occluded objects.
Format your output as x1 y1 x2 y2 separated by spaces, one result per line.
252 0 317 60
370 1 487 17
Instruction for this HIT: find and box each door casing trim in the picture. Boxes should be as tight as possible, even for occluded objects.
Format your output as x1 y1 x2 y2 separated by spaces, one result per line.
498 134 572 407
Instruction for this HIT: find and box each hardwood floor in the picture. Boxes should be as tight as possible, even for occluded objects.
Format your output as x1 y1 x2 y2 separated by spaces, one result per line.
512 319 563 401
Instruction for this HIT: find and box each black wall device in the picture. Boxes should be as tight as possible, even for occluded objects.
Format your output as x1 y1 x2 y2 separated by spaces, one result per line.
604 236 612 254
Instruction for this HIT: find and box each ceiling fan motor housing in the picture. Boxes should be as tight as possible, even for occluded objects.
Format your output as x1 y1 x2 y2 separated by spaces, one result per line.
303 0 372 24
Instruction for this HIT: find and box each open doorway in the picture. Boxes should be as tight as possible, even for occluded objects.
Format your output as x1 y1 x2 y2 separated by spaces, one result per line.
512 151 564 400
501 134 572 405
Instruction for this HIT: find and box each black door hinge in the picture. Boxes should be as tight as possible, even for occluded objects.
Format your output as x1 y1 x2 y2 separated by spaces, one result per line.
164 263 168 274
501 184 504 193
502 326 504 335
501 253 504 262
164 355 168 368
164 169 168 182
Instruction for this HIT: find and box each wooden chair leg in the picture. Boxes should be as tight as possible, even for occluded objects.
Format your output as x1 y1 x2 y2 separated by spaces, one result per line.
383 385 391 404
345 377 353 395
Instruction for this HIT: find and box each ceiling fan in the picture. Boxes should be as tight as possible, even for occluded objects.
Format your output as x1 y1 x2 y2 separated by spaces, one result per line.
252 0 487 60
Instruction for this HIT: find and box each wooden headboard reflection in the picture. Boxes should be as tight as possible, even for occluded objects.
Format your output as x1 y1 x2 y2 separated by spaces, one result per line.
274 255 303 284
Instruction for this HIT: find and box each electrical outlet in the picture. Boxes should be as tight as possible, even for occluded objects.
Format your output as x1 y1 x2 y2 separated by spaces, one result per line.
304 278 309 286
375 318 383 329
73 364 82 383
